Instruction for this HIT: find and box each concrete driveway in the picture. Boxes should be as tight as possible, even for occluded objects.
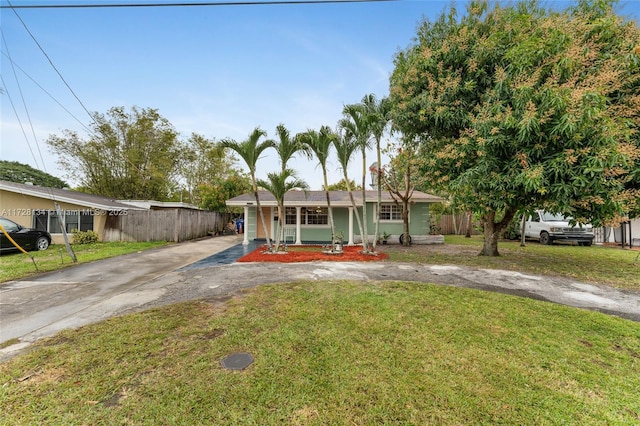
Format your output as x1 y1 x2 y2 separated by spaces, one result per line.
2 235 639 361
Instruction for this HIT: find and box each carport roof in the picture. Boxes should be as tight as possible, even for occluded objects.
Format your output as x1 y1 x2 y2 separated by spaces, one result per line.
226 190 442 207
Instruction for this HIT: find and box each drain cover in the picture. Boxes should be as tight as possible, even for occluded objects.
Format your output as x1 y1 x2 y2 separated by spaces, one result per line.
220 352 254 370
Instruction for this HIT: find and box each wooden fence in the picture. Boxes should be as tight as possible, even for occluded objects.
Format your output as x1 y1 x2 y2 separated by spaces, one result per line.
435 213 481 235
102 209 226 243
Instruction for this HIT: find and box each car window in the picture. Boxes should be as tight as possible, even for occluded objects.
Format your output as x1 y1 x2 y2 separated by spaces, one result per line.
0 218 20 232
541 212 568 222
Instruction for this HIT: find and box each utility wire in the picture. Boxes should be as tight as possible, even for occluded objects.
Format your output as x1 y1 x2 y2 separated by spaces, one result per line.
5 0 97 126
0 75 40 168
2 0 400 9
0 50 96 136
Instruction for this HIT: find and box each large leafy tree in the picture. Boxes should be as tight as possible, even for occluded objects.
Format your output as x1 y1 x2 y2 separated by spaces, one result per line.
389 0 640 256
179 133 246 208
0 160 68 188
221 127 276 250
325 178 361 191
46 106 183 200
198 169 252 213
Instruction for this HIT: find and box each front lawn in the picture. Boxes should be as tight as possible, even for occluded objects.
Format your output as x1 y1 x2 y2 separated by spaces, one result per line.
384 236 640 291
1 281 638 425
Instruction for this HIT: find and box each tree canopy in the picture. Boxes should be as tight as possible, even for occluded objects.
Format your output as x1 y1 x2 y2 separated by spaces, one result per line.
178 133 249 209
389 0 640 255
45 107 249 208
47 106 183 201
0 160 68 188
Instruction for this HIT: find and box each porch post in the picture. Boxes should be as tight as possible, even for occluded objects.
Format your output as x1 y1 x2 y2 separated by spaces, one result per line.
348 207 354 246
295 207 302 245
243 205 250 245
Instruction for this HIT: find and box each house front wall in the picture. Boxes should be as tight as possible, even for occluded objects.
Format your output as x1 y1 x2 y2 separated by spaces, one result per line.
242 202 433 244
0 190 108 244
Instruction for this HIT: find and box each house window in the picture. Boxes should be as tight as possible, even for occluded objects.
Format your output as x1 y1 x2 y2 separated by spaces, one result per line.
379 203 402 221
285 207 297 225
34 210 94 233
283 207 328 225
305 207 328 225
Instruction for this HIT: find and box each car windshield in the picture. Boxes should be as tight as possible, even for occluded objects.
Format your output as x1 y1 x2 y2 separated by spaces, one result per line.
541 212 569 222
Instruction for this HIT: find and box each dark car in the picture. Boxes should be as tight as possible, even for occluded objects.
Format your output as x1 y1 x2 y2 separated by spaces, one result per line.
0 217 52 253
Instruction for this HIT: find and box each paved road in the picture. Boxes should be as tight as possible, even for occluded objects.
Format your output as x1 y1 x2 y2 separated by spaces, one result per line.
2 235 639 361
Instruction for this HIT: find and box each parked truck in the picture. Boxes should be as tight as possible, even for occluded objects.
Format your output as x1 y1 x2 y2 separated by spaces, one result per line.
518 210 594 246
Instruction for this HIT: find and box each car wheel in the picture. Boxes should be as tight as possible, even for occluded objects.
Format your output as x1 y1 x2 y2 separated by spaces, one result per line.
581 241 593 247
36 236 50 251
399 234 412 245
539 231 550 245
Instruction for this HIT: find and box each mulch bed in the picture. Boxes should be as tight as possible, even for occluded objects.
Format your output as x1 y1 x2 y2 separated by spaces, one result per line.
237 245 389 263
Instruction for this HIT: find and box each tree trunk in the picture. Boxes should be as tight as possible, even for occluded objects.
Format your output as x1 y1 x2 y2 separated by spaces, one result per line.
478 208 517 256
361 151 370 252
323 172 335 242
465 211 473 238
254 188 272 250
344 172 366 250
520 214 526 247
402 199 411 246
373 140 382 251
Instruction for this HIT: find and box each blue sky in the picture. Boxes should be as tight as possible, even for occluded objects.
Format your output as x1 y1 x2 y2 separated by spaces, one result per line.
1 0 639 191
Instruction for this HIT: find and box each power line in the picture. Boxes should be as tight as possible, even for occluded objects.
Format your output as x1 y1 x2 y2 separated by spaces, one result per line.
2 0 400 9
5 1 97 126
0 51 95 135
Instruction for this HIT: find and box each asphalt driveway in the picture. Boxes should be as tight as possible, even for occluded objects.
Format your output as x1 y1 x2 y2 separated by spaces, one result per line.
2 235 639 361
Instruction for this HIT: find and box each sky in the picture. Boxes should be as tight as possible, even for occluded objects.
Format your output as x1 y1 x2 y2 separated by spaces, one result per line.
1 0 639 192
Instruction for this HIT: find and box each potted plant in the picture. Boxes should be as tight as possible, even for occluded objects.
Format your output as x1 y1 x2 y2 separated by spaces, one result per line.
333 230 344 252
381 231 390 245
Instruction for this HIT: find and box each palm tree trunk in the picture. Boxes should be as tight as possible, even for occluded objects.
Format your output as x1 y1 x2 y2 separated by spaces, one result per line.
373 138 382 251
323 172 336 243
361 150 370 251
273 204 283 250
253 185 272 250
344 172 366 251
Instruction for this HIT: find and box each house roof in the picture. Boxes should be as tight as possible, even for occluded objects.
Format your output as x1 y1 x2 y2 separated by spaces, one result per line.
0 180 143 211
226 190 442 207
119 200 202 210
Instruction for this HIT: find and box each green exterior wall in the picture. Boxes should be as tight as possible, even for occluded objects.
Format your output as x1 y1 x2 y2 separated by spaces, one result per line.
245 203 432 243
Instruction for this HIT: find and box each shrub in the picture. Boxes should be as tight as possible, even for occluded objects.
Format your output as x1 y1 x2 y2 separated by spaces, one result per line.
72 229 99 244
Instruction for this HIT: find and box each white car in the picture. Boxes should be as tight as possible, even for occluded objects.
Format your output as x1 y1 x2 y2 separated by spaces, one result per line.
520 211 594 246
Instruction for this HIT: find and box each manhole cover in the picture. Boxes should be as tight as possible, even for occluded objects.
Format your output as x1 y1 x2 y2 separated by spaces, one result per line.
220 352 254 370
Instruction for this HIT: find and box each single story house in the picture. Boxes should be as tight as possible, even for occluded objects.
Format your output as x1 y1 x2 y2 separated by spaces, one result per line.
0 180 213 244
226 189 444 245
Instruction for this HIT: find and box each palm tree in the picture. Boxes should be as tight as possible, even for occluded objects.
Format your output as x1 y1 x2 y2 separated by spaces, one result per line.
340 104 373 251
273 123 310 173
362 94 391 250
334 128 366 251
257 169 309 251
220 127 276 250
298 126 338 244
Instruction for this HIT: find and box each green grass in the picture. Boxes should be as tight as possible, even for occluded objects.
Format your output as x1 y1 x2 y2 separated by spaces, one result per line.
1 281 638 425
385 235 640 291
0 241 168 283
